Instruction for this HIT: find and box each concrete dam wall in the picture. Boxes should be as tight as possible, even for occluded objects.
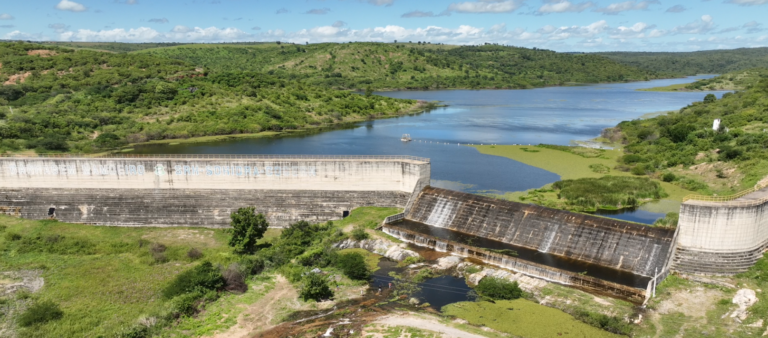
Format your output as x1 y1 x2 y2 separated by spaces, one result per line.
0 155 430 227
673 189 768 275
405 187 677 278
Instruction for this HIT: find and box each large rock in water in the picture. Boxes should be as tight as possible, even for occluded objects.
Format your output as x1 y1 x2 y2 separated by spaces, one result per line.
334 238 419 261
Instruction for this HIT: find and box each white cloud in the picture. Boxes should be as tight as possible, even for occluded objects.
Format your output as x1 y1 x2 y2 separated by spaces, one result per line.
364 0 395 5
55 0 88 12
672 15 716 34
252 26 261 31
665 5 686 13
3 30 47 40
402 10 439 18
332 21 347 28
305 8 330 15
726 0 768 5
447 0 524 14
148 18 169 24
537 1 595 14
609 22 657 38
57 26 252 42
0 13 14 20
593 0 659 15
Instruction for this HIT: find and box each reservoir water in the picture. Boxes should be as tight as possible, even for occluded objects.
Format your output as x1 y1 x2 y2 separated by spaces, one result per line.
134 76 727 223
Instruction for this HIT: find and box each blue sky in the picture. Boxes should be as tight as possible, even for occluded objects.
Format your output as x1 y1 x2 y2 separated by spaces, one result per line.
1 0 766 51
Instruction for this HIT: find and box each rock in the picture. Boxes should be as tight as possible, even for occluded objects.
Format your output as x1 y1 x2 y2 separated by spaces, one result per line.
434 256 463 270
409 297 420 305
731 289 758 321
747 319 763 328
311 268 322 274
334 238 418 261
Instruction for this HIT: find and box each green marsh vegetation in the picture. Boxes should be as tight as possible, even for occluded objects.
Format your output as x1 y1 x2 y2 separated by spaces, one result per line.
550 176 667 212
442 299 622 338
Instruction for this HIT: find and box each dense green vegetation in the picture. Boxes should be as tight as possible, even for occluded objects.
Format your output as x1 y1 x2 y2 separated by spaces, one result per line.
41 42 193 53
0 41 421 153
474 277 523 301
608 73 768 194
552 176 667 211
640 68 768 92
139 42 664 90
228 207 269 255
597 47 768 75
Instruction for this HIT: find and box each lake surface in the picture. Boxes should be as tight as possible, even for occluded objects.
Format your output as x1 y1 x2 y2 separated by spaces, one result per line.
135 76 727 223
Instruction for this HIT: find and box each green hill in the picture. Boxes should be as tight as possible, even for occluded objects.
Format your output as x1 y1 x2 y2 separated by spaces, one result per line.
596 48 768 76
606 69 768 194
639 68 768 92
0 42 422 154
138 42 666 90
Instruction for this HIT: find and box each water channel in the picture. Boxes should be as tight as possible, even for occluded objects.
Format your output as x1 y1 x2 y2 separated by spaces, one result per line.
134 76 728 224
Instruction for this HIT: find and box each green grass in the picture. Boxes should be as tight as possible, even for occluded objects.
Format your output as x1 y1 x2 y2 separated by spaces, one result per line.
637 83 692 92
0 216 235 337
337 248 382 272
442 299 622 338
472 145 692 214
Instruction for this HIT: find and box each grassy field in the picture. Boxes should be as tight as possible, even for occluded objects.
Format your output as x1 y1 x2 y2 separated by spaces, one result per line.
471 145 693 214
442 299 621 338
0 206 399 337
637 83 693 92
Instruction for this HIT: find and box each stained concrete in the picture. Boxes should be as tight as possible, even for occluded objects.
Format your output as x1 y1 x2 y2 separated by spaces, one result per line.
0 156 430 227
405 187 676 277
673 187 768 275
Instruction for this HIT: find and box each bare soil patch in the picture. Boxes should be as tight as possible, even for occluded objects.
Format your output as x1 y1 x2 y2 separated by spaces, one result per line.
369 314 488 338
27 50 57 57
656 286 724 318
3 72 31 85
141 229 219 248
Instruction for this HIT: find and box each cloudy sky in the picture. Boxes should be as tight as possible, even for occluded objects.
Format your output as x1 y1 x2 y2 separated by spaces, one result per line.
1 0 767 51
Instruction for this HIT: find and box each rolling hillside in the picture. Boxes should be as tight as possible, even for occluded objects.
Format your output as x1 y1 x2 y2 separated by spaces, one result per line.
138 42 666 90
596 47 768 76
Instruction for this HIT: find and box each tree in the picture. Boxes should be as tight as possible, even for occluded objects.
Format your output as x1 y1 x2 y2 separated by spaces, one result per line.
336 252 370 280
299 272 334 301
703 93 717 104
364 86 373 98
475 277 523 300
228 207 269 254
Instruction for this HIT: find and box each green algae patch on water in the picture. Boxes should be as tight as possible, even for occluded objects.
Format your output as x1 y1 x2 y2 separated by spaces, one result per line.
442 299 622 338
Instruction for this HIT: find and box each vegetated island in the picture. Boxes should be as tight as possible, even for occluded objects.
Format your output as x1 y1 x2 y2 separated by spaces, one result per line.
475 68 768 227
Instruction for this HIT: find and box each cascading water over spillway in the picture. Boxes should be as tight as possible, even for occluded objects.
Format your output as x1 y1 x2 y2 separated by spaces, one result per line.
424 197 457 228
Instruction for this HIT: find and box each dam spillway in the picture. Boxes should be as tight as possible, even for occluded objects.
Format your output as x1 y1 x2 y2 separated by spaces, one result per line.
385 186 678 301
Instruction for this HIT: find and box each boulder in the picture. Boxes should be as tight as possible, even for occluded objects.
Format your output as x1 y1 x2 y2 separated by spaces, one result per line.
334 238 418 261
434 256 463 270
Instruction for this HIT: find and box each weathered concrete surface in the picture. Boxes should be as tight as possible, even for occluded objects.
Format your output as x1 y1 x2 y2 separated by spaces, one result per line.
383 225 647 302
0 156 430 228
673 187 768 275
405 187 676 277
1 188 409 228
0 156 429 192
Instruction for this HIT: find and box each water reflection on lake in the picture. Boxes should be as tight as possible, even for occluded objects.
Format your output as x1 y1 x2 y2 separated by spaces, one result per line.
134 76 727 223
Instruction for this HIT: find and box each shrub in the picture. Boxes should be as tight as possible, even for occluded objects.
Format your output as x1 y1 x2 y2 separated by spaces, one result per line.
397 256 424 267
299 273 334 302
662 172 676 182
228 207 270 255
17 300 64 327
152 251 168 264
336 252 371 280
162 261 225 299
149 242 166 254
222 263 248 293
187 247 203 260
4 232 21 241
94 132 127 149
588 163 610 174
350 225 369 241
475 277 523 300
630 165 647 176
572 309 632 336
240 256 266 276
0 225 6 232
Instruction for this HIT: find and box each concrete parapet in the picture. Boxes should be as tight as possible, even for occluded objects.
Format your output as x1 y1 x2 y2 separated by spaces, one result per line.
673 190 768 275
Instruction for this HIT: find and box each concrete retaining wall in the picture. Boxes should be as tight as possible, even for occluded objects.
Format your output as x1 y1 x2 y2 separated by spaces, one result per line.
0 156 430 227
673 196 768 275
406 187 677 277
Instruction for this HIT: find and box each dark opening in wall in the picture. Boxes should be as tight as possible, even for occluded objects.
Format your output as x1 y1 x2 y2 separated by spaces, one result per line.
47 207 56 218
343 210 350 218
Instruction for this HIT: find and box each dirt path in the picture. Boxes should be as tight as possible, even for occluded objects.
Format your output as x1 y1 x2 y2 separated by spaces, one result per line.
373 314 488 338
209 275 296 338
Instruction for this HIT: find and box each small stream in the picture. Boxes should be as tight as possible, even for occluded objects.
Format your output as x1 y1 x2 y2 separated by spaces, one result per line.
370 259 474 310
